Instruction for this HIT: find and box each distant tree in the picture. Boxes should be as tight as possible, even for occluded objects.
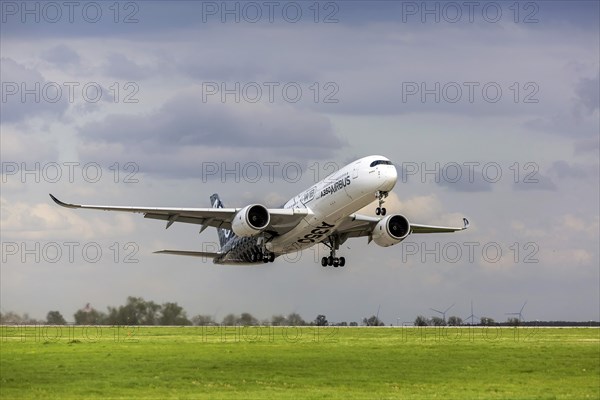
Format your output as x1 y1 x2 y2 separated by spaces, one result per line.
414 315 428 326
74 308 106 325
271 314 288 326
431 316 446 326
480 317 495 326
192 315 215 326
337 321 348 326
237 312 258 326
0 311 43 324
507 317 520 327
222 313 238 326
159 302 191 325
447 316 463 326
46 311 66 325
286 313 305 326
0 311 22 324
363 315 384 326
315 314 328 326
349 321 358 327
104 297 161 325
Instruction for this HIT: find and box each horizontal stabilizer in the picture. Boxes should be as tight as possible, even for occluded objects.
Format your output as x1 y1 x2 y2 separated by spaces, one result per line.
154 250 220 258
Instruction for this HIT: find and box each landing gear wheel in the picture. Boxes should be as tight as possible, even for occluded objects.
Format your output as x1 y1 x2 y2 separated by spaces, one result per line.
322 235 347 268
375 191 388 215
269 253 275 262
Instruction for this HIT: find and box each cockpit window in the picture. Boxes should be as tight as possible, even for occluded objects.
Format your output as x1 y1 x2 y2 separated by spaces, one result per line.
370 160 393 167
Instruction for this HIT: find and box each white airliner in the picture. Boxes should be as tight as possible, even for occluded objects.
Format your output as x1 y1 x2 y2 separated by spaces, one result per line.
50 155 469 267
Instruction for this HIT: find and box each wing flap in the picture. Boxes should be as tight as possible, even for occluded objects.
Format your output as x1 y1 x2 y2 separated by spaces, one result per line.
411 218 469 234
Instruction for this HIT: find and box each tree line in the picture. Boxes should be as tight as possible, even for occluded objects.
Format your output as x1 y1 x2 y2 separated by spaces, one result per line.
2 298 597 327
0 296 385 327
412 315 600 327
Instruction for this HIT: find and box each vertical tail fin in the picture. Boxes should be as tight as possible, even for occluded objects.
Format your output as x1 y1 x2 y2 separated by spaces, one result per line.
210 193 234 248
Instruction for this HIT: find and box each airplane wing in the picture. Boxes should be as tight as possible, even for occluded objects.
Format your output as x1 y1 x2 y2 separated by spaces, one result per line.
49 194 309 235
154 250 220 258
333 213 469 243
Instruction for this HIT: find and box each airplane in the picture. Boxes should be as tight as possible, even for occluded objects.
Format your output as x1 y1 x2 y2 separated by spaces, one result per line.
50 155 469 267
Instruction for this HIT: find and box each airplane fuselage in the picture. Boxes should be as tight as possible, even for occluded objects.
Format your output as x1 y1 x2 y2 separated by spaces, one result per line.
216 155 397 264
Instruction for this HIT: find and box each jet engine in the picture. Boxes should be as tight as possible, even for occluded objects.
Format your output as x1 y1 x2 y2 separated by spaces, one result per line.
231 205 270 237
372 214 411 247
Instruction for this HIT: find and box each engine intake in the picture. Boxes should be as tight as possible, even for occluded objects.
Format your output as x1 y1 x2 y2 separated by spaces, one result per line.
231 205 270 237
372 214 411 247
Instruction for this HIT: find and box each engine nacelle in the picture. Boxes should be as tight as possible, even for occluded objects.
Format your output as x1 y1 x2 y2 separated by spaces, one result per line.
372 214 411 247
231 204 270 237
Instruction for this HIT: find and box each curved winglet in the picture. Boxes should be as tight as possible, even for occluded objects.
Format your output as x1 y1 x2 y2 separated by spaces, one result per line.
463 218 470 229
49 194 80 209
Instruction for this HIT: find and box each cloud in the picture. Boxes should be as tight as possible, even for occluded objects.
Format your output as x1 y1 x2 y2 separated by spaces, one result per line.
0 57 69 124
573 73 600 116
75 91 344 178
40 44 80 66
549 160 598 180
512 173 557 191
1 197 136 241
102 52 153 80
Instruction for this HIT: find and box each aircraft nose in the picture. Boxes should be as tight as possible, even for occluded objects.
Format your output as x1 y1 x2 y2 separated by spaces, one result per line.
379 164 397 191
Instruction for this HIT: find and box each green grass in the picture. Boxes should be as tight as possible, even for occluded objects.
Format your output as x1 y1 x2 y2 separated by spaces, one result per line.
1 326 598 399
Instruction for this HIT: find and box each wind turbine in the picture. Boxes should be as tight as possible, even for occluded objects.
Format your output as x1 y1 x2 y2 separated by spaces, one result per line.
430 303 455 323
464 300 479 326
506 301 527 323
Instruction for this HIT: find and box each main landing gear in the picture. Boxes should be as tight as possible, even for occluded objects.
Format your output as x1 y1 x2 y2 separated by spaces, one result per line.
255 236 275 263
321 235 346 268
375 191 388 216
249 251 274 263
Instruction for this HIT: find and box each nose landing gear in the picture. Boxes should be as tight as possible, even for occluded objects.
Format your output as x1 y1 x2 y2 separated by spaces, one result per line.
375 191 388 216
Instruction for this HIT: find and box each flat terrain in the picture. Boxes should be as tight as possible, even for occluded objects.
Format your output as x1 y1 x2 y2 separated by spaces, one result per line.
1 326 598 399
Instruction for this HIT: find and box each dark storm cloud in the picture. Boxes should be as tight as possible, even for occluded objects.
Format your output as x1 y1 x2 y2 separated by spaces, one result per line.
81 92 339 148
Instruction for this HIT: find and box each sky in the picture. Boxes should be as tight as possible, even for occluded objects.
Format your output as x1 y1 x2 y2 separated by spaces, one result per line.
1 1 599 324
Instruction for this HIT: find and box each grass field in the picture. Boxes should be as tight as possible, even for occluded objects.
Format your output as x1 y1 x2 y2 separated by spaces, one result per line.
1 325 598 399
